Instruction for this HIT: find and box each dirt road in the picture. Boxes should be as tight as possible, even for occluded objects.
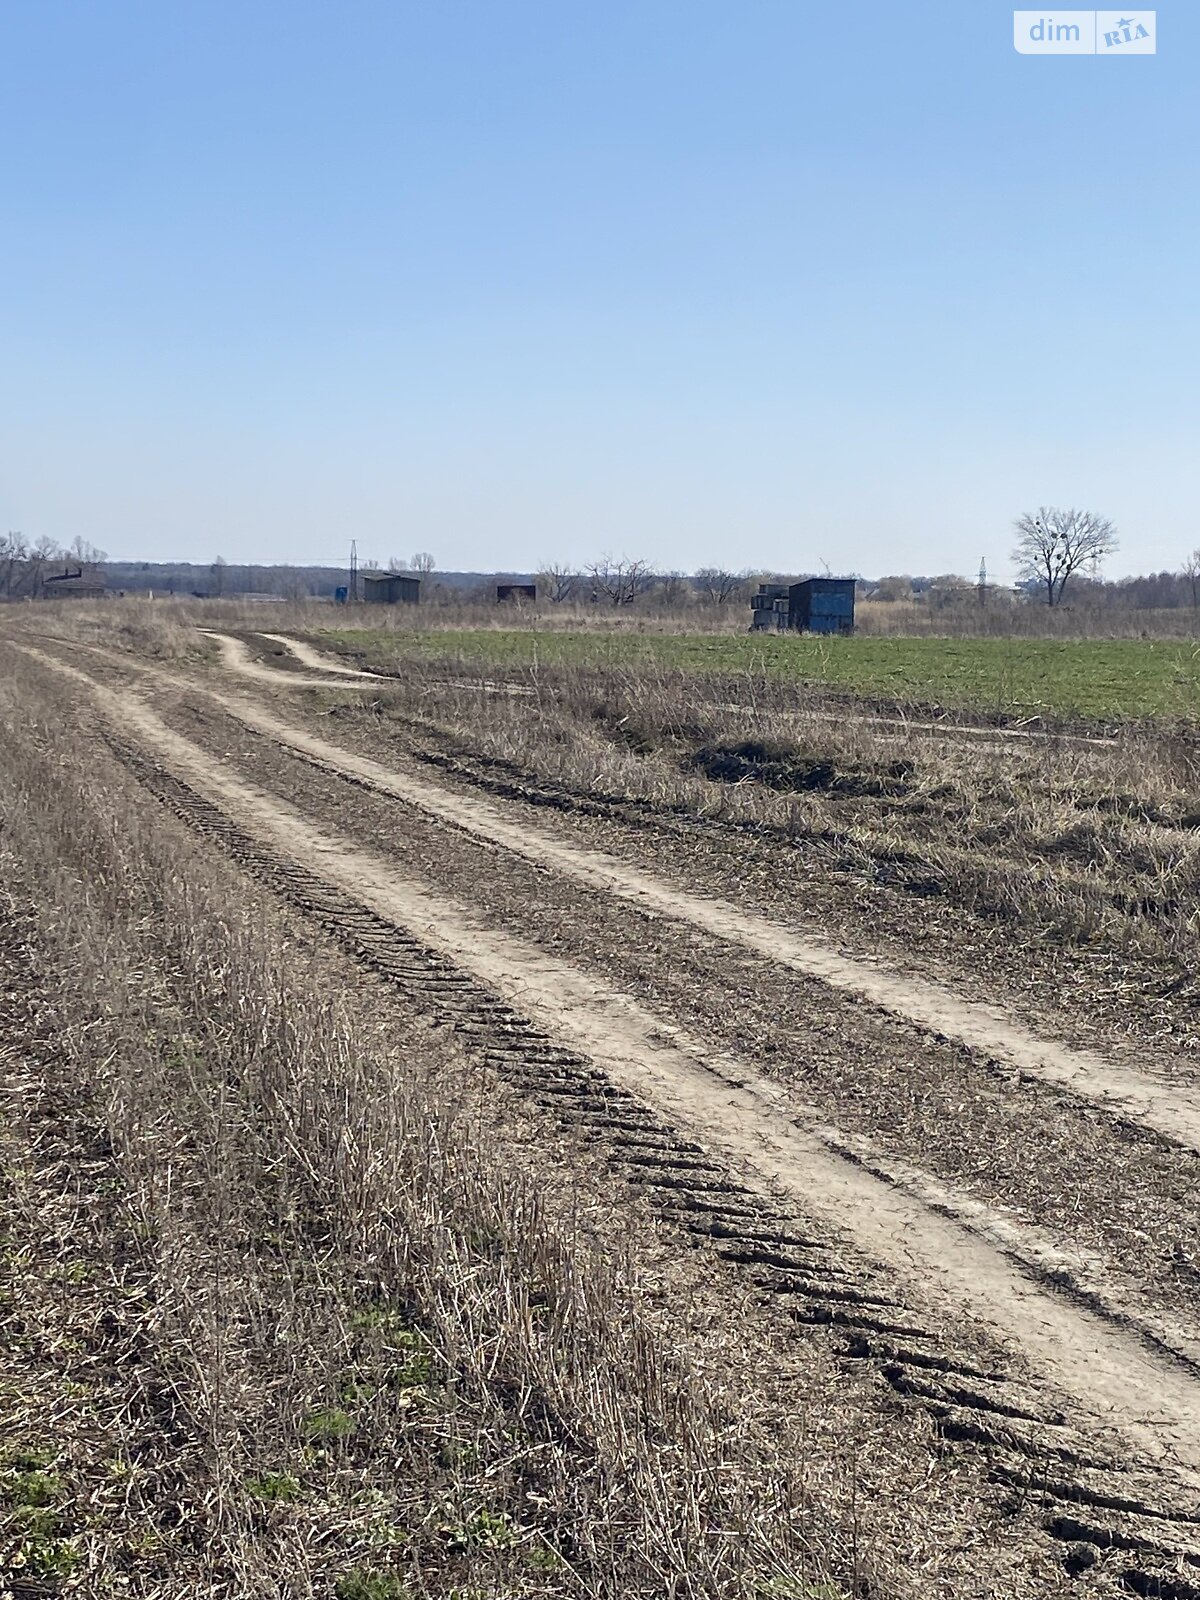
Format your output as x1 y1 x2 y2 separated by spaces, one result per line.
14 630 1200 1594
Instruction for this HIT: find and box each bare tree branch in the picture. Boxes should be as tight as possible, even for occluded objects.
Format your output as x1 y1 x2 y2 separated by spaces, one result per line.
694 567 749 605
21 536 62 597
1 531 29 598
70 535 107 566
1012 507 1119 607
584 554 657 607
651 571 689 608
1183 549 1200 610
536 561 579 603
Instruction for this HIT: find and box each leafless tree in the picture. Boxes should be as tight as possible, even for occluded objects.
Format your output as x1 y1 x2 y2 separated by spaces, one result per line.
694 566 748 605
651 571 690 608
410 551 435 575
1 532 71 598
585 554 657 607
872 575 915 602
1012 507 1119 607
536 561 579 603
70 536 107 566
1183 549 1200 610
1 531 29 597
18 536 62 597
387 556 409 572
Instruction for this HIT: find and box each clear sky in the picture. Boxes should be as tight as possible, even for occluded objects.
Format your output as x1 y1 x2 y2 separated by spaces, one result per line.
2 2 1195 579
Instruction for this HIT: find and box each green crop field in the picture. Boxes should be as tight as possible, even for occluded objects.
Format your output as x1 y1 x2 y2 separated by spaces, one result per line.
318 627 1200 725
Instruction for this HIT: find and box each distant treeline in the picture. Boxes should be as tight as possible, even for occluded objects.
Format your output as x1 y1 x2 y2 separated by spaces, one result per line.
7 549 1200 612
102 561 1200 611
97 561 526 599
874 571 1200 610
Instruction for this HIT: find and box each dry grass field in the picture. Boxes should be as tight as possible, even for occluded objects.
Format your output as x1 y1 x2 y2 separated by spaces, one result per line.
5 599 1200 1598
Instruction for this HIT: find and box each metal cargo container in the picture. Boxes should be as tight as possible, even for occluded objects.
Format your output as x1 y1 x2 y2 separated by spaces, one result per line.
787 578 855 635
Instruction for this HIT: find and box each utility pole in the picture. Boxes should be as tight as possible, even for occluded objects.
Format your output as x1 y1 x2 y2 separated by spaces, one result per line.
349 539 358 603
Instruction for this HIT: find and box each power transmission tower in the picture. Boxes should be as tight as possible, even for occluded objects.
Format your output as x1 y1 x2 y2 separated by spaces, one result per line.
350 539 358 603
978 556 988 608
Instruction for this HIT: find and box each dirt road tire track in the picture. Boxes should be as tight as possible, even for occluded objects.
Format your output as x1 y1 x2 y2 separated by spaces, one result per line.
13 639 1200 1596
100 733 1200 1596
32 631 1200 1148
188 641 1200 1162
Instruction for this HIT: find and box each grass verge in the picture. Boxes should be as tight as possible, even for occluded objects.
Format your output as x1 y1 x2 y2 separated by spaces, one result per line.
315 627 1200 726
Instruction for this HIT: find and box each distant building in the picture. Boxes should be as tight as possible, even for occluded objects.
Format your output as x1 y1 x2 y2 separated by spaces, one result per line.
362 571 421 605
787 578 855 634
496 583 537 603
42 565 107 600
748 577 856 634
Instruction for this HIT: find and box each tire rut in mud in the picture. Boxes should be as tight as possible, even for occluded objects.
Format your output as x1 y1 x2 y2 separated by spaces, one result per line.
104 730 1200 1597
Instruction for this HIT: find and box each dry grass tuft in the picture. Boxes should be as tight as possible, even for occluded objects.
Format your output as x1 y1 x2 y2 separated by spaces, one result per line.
290 649 1200 972
0 654 870 1598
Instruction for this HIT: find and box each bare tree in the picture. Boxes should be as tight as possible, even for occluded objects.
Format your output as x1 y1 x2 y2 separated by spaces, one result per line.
70 536 107 566
651 571 689 608
1184 549 1200 610
1 533 71 598
1 531 28 597
1012 507 1119 607
387 556 409 572
585 554 657 607
410 552 435 576
872 575 915 602
22 536 61 597
536 561 579 603
694 566 748 605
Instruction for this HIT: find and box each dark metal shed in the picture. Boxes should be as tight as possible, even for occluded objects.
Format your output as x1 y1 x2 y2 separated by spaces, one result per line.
787 578 855 635
362 571 421 605
497 583 537 603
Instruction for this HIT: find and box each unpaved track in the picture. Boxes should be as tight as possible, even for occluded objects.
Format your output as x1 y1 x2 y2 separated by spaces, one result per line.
251 631 538 699
19 642 1200 1500
19 635 1200 1590
198 630 377 688
148 690 1200 1366
255 632 383 677
171 635 1200 1161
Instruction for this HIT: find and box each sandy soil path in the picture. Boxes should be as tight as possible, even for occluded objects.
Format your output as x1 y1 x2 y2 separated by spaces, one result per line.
25 629 1196 1149
198 630 376 688
255 631 383 677
19 640 1200 1494
182 641 1200 1160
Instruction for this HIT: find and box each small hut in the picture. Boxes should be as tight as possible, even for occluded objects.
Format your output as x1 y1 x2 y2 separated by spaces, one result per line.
362 572 421 605
787 578 855 634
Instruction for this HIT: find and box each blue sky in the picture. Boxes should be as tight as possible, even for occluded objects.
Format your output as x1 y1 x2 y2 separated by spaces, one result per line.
2 2 1194 578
